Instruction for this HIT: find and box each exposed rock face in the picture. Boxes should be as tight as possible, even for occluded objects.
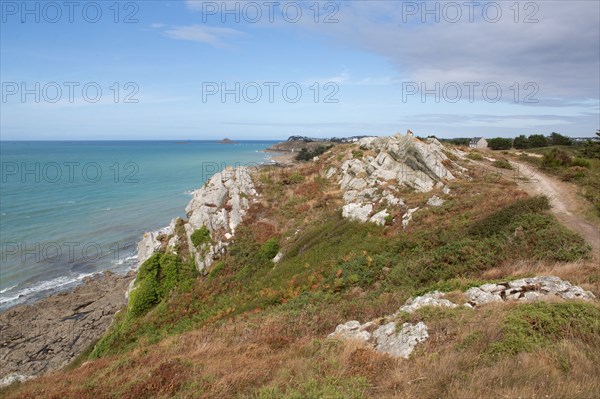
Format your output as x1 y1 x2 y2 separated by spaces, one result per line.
402 207 419 229
373 322 428 358
0 272 134 384
136 222 176 268
338 134 453 225
135 167 257 274
328 320 428 359
354 135 454 191
465 276 596 306
398 291 457 314
342 203 373 223
185 167 257 273
272 252 283 264
427 195 445 207
329 276 595 359
370 209 390 226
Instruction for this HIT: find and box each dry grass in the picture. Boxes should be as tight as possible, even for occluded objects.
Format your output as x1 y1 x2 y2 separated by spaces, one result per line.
5 298 599 399
3 142 599 399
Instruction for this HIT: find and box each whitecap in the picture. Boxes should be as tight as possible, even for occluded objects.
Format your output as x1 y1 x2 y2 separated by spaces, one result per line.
0 284 18 295
111 254 138 266
0 272 96 307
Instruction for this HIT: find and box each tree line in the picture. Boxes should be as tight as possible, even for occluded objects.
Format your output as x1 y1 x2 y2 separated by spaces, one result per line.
486 132 574 150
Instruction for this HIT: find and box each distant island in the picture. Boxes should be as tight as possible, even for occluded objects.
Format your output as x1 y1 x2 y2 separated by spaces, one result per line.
218 138 236 144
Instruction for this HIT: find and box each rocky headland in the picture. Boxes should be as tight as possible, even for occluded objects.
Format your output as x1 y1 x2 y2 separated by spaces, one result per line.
2 134 598 397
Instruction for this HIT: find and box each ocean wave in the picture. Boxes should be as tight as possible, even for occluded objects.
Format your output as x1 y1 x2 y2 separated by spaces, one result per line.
111 254 138 266
0 272 96 307
0 284 18 295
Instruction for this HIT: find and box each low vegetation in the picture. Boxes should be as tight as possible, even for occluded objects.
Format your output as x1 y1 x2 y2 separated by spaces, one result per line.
190 226 211 248
2 143 598 399
492 159 513 169
295 145 333 161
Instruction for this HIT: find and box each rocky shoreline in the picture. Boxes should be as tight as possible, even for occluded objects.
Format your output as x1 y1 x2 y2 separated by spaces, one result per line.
0 271 134 385
0 147 282 386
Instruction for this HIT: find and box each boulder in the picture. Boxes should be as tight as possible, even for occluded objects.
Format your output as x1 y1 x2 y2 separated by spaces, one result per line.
465 287 503 305
370 210 390 226
402 207 419 229
426 195 444 207
328 319 429 359
342 203 373 223
373 322 429 359
399 291 457 313
325 167 337 179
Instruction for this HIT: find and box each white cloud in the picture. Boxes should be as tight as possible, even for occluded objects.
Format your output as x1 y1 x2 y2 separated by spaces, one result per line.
164 25 245 47
295 1 600 101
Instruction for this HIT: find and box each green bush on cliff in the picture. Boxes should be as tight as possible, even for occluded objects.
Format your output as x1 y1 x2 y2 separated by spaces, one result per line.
128 253 198 318
191 226 211 248
259 238 280 261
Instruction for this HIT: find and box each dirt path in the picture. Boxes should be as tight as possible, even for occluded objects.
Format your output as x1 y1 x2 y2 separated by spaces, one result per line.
496 160 599 258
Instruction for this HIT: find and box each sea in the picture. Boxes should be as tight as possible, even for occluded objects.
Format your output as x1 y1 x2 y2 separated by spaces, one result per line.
0 140 277 311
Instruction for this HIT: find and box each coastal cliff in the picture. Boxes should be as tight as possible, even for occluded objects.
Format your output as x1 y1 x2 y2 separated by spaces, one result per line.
3 134 599 398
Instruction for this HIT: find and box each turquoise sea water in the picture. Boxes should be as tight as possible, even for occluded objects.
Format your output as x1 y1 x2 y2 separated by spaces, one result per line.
0 140 276 310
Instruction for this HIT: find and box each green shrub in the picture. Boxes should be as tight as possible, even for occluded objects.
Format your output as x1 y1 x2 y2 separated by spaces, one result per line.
562 166 588 181
129 262 160 318
128 253 197 319
528 134 549 148
488 302 600 357
191 226 211 248
513 135 530 149
487 137 513 150
288 171 305 184
259 238 280 260
492 159 513 169
352 150 364 159
549 132 572 146
469 196 550 237
466 152 484 161
541 148 572 169
572 157 591 169
295 145 332 161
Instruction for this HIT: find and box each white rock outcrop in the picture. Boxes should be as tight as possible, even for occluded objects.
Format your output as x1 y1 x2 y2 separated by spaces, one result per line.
402 207 419 229
328 320 428 359
398 291 457 313
329 276 595 359
373 322 429 358
342 203 373 223
465 276 596 306
426 195 445 207
185 167 257 273
136 223 174 268
370 210 390 226
0 373 32 388
338 134 452 225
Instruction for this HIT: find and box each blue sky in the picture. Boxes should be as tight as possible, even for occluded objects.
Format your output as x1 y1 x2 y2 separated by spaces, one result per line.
1 0 599 140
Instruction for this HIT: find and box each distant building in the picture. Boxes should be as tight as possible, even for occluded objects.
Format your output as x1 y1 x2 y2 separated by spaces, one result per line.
469 137 488 149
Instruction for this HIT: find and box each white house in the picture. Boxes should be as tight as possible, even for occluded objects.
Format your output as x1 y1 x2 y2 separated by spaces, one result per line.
469 137 488 149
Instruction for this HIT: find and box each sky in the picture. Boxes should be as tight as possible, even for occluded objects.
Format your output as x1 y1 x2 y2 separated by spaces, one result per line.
1 0 599 140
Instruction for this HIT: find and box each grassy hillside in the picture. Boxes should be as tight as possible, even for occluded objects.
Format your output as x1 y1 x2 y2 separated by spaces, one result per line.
3 144 599 399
